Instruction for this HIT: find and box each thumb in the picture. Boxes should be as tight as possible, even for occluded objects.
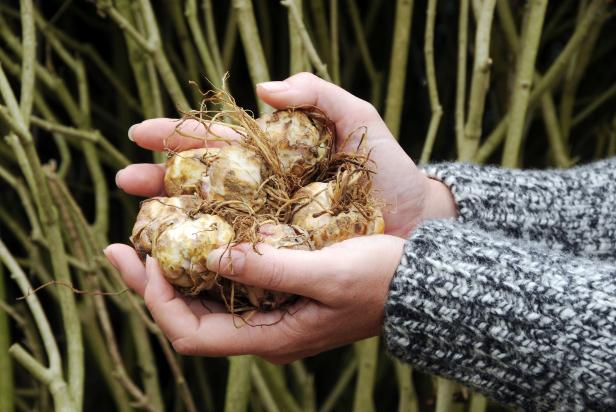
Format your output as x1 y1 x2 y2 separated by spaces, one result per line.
256 72 383 137
206 243 336 299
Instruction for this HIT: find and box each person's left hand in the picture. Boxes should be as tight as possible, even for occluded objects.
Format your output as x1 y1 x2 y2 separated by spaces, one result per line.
104 234 404 363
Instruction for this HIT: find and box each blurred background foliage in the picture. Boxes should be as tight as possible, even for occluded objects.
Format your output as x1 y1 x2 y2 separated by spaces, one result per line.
0 0 614 411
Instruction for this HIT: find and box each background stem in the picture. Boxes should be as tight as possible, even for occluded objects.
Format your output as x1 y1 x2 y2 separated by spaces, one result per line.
353 337 379 412
501 0 548 167
460 0 496 161
0 264 15 412
232 0 271 114
224 356 253 412
384 0 414 140
419 0 443 164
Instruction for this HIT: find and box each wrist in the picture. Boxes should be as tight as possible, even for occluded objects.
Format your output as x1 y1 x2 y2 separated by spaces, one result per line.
421 178 458 221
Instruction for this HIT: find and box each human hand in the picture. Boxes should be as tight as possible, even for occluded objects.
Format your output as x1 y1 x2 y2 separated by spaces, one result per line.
104 235 405 363
255 72 457 236
115 72 457 238
109 73 455 361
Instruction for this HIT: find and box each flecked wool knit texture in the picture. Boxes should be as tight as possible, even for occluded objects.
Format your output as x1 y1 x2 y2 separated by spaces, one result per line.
383 158 616 411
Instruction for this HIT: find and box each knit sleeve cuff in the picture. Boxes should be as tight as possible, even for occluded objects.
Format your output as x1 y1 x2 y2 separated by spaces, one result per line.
383 218 616 411
421 162 514 227
420 160 616 259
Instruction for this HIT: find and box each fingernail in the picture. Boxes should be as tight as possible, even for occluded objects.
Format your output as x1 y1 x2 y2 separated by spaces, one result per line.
103 247 119 270
115 168 125 189
257 81 290 93
207 248 244 275
127 124 137 141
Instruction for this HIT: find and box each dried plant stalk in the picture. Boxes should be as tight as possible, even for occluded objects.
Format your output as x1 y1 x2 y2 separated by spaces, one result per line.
459 0 496 161
501 0 548 167
419 0 442 164
384 0 415 139
0 265 14 412
232 0 271 114
455 0 469 157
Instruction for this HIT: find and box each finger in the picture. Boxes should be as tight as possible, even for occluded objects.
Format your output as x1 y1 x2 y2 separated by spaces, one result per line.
206 243 338 300
185 297 228 315
167 311 270 356
129 118 242 152
170 301 314 357
103 246 226 313
104 244 147 296
115 163 166 197
143 256 201 342
256 72 386 137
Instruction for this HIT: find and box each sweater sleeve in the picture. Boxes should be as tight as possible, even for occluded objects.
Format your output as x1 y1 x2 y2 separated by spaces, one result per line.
383 219 616 412
423 158 616 260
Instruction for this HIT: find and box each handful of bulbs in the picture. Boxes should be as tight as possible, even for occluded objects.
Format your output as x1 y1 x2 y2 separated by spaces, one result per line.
131 93 384 313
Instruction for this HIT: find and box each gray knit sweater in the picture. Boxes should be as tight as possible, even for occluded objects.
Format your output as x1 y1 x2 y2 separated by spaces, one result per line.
383 158 616 411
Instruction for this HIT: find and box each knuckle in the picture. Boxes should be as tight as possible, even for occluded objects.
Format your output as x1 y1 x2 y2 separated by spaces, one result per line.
171 336 197 356
291 71 318 83
264 258 286 290
144 295 156 314
358 100 379 118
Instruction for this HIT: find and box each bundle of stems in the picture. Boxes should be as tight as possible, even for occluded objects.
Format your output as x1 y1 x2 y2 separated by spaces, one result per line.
0 1 613 411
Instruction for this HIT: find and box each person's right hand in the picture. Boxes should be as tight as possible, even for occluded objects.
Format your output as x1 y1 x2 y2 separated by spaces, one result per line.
255 73 456 237
105 234 407 363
